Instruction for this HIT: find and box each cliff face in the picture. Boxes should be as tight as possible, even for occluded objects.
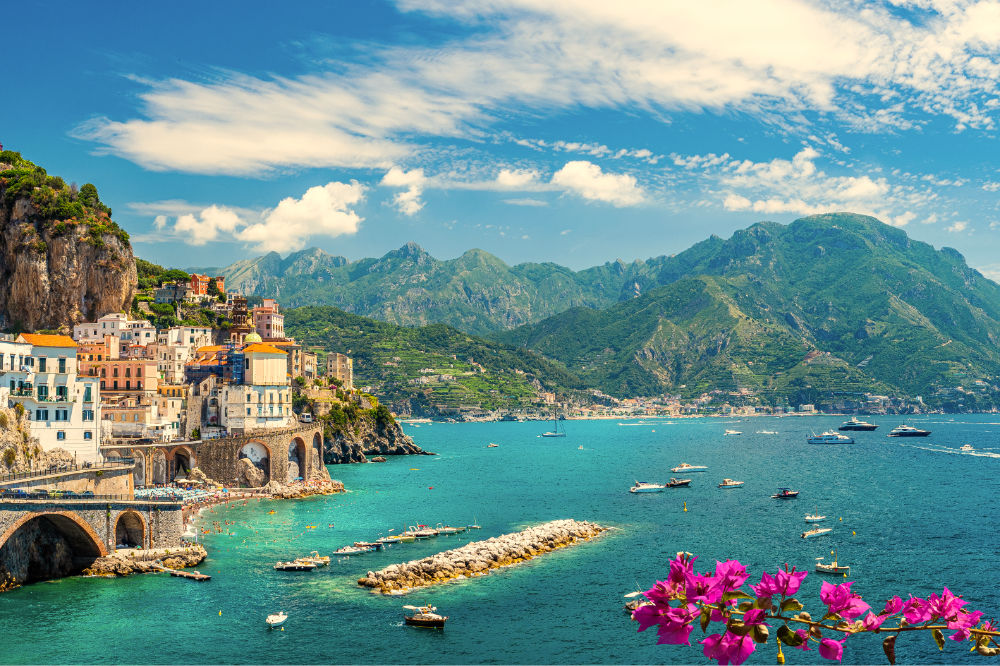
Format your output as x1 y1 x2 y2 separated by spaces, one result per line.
324 418 432 464
0 152 136 331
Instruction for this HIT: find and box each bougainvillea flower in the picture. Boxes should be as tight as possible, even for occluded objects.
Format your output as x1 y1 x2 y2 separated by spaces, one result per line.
668 552 697 586
701 632 757 665
820 581 870 620
882 596 903 615
632 603 663 632
750 568 808 598
686 571 722 604
818 637 847 662
948 610 984 642
656 605 700 645
928 587 968 621
644 579 682 605
712 559 750 594
862 612 888 631
742 608 768 626
794 629 812 651
902 596 932 624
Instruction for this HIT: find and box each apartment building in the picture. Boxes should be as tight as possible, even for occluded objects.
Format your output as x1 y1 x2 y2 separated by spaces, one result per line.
253 299 285 340
326 352 354 389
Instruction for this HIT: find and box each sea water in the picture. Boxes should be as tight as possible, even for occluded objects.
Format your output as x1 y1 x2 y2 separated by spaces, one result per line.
0 416 997 665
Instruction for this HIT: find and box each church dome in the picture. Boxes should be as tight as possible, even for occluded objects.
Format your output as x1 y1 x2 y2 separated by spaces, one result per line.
244 331 263 344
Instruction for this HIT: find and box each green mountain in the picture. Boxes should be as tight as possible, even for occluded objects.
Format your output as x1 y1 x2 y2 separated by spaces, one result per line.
283 306 583 415
496 214 1000 408
202 243 661 335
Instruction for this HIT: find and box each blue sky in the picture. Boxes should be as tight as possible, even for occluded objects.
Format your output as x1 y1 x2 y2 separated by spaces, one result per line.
5 0 1000 275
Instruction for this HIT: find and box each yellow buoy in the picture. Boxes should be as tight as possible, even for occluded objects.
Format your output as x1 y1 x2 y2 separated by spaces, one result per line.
218 610 222 616
839 517 842 521
683 501 687 512
852 531 856 536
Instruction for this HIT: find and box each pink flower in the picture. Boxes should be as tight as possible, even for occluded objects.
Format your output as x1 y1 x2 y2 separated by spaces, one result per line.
632 603 663 632
862 612 887 631
794 629 812 651
902 596 932 624
948 610 983 642
882 596 903 615
701 632 757 665
644 579 682 605
820 581 870 621
656 605 700 646
712 559 750 595
750 567 808 598
928 587 967 622
668 552 697 586
818 637 847 662
686 571 722 604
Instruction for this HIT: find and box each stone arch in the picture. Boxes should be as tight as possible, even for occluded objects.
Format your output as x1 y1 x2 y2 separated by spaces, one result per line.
114 510 146 549
288 437 307 481
151 449 167 485
237 440 270 487
132 450 147 487
311 431 324 474
0 511 107 585
169 445 195 481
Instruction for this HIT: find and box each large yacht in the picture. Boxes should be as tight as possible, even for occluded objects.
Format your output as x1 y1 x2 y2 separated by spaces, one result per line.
838 417 878 431
671 462 708 473
888 424 931 437
807 431 854 445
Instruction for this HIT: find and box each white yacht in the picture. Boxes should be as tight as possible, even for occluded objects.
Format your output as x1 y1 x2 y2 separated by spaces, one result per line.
807 431 854 445
671 462 708 473
888 425 931 437
960 444 975 453
266 612 288 628
630 481 667 493
801 527 833 539
718 478 744 488
724 429 742 436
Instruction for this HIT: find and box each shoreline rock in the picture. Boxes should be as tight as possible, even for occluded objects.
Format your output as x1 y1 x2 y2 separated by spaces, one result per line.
357 519 608 594
82 544 207 578
325 416 435 464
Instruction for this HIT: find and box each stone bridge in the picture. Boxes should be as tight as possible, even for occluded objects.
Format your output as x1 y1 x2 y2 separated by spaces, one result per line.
0 498 184 586
102 424 326 489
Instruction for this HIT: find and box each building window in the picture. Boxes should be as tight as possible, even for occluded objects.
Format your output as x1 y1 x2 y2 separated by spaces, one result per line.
58 358 66 373
125 367 131 377
83 409 94 421
84 386 92 402
37 385 48 400
57 431 65 440
113 381 118 390
84 431 93 440
36 410 48 421
38 357 46 372
113 367 118 377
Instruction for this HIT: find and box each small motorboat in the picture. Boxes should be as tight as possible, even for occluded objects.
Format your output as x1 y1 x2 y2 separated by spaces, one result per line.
888 425 931 437
757 430 778 435
838 417 878 431
266 611 288 628
435 523 467 535
274 560 316 571
718 478 744 488
801 527 833 539
807 431 854 445
815 550 850 575
671 462 708 473
667 478 692 488
487 443 499 448
630 481 667 493
771 487 800 499
960 444 975 453
405 525 439 539
403 604 447 628
334 545 373 555
724 429 742 436
353 541 385 550
298 551 330 566
804 507 826 522
376 534 406 545
624 590 652 615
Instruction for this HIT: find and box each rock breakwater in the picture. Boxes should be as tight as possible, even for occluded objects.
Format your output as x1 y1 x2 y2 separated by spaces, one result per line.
82 544 207 578
358 519 607 594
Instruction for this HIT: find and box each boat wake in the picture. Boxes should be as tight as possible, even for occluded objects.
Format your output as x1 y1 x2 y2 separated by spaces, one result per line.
899 443 1000 459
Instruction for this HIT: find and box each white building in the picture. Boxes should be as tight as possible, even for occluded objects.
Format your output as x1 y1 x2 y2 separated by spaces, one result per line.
4 334 101 462
219 343 293 433
74 313 156 346
155 326 214 384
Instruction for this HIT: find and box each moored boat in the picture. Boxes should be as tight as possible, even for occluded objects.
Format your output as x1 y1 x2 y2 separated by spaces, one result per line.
888 424 931 437
667 477 692 488
771 487 799 499
298 551 330 566
405 525 439 539
807 431 854 445
403 604 447 628
624 591 652 615
265 611 288 627
435 523 467 535
671 462 708 473
838 417 878 431
718 478 744 488
630 481 667 493
353 541 384 550
960 444 975 452
274 560 316 571
801 527 833 539
815 550 850 575
724 429 742 436
487 443 499 448
334 545 373 555
804 507 826 522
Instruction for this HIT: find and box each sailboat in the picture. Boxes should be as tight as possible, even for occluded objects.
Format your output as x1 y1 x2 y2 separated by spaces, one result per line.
541 414 566 437
815 549 851 575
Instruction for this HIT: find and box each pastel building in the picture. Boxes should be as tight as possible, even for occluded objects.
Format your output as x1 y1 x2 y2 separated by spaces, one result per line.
73 313 156 346
219 343 293 433
253 299 285 340
326 353 354 389
5 334 101 462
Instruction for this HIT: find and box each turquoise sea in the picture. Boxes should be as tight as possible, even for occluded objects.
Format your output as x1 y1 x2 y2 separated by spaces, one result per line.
1 416 998 665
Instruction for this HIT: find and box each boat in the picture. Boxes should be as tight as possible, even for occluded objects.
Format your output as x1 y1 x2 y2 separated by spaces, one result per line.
486 443 499 448
670 462 708 473
807 431 854 445
298 551 330 566
376 534 407 545
274 560 316 571
630 481 667 493
804 507 826 522
838 417 878 431
666 478 692 488
724 429 742 436
815 550 851 575
541 414 566 438
403 604 448 628
624 590 652 615
757 430 778 435
801 527 833 539
771 487 800 499
353 541 385 550
333 545 373 555
888 424 931 437
960 444 975 453
435 523 467 535
265 612 288 628
718 478 744 488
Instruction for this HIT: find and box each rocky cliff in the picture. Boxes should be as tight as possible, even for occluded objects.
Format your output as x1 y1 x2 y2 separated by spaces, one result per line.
0 151 136 331
324 417 433 464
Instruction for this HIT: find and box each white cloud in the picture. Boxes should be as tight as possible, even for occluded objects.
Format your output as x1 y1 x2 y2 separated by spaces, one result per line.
503 197 549 206
381 166 427 216
551 160 645 206
495 168 541 189
149 181 365 252
947 220 968 233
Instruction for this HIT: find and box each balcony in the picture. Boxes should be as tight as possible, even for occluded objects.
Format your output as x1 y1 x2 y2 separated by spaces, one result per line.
10 388 34 397
41 393 75 403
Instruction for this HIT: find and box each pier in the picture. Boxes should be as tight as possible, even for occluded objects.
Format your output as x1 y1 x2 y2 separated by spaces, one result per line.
358 519 608 594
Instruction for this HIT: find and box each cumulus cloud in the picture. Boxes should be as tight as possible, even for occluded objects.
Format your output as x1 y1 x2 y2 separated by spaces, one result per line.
148 181 365 252
381 166 427 216
947 220 969 233
551 160 645 206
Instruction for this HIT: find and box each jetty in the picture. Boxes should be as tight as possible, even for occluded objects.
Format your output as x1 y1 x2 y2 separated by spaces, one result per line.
358 519 607 594
160 566 211 581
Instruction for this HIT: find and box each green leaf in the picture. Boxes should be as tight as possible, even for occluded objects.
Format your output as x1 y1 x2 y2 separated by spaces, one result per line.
777 625 804 647
727 621 752 637
737 601 753 612
933 628 945 651
700 606 712 633
723 590 753 602
751 624 770 644
780 598 804 613
822 612 842 623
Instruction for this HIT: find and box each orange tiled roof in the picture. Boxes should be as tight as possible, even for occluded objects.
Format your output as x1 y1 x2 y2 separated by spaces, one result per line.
19 333 77 348
243 343 287 355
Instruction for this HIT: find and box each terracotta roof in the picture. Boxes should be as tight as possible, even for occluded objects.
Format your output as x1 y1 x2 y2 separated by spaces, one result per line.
19 333 77 348
195 345 227 353
243 343 287 355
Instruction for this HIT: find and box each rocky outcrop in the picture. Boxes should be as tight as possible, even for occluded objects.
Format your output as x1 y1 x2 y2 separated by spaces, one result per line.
264 479 344 499
82 544 207 577
358 519 608 594
0 404 68 474
324 416 433 464
235 458 266 488
0 152 136 331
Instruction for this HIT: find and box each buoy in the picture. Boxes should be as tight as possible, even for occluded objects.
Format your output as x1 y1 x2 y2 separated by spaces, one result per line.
839 517 842 521
852 531 856 536
428 486 434 490
683 501 687 512
219 610 222 616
